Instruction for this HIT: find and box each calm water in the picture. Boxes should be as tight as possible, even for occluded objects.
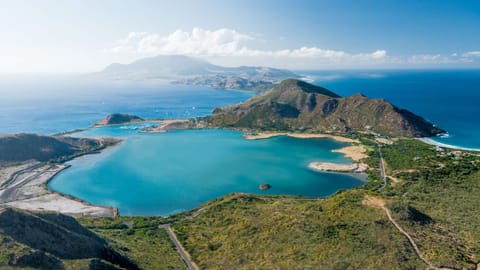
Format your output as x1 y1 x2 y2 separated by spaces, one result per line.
0 76 253 135
303 70 480 149
49 128 364 216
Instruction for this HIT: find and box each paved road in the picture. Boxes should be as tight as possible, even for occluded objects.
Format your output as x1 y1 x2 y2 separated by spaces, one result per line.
376 144 387 191
160 224 199 270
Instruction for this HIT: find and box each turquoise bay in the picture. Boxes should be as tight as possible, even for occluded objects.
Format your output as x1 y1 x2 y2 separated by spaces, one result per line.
49 128 365 216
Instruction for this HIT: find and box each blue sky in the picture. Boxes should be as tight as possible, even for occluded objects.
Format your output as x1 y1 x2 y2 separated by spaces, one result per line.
1 0 480 72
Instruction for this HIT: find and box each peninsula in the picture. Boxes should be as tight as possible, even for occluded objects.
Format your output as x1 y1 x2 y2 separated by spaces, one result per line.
0 134 119 217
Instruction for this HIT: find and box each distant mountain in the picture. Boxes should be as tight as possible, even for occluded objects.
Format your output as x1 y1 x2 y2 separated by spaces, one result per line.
0 134 119 163
93 55 300 91
94 113 144 126
206 79 444 137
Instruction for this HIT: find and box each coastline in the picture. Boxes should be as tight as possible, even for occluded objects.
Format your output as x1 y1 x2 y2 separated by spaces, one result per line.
0 163 116 217
0 141 122 218
243 131 368 163
418 138 480 152
308 162 368 173
242 132 358 143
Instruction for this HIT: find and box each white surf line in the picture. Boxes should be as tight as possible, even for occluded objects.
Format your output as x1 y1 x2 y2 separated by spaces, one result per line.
418 138 480 152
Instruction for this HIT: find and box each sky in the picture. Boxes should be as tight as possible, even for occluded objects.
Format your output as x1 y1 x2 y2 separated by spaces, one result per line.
1 0 480 73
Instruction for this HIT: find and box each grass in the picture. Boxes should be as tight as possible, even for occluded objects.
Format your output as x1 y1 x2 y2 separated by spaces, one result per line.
173 191 424 269
379 139 480 268
78 216 186 270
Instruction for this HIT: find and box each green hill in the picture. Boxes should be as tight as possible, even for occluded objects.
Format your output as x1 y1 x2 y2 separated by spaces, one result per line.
0 208 138 269
0 133 118 163
95 113 144 126
206 79 444 137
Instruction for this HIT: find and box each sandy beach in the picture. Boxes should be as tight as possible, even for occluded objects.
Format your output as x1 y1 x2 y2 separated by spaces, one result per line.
308 162 368 173
243 132 358 143
333 145 368 161
418 138 480 152
243 132 368 162
142 119 193 132
0 163 115 217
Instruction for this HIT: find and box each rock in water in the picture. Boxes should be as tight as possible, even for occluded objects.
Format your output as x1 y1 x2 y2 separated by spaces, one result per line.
259 183 271 190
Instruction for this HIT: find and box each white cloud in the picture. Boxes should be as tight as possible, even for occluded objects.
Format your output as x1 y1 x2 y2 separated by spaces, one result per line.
463 51 480 57
104 28 480 68
408 54 447 64
104 28 387 66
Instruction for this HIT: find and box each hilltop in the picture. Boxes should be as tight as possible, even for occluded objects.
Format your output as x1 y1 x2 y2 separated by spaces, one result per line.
0 133 119 164
206 79 444 137
92 55 300 91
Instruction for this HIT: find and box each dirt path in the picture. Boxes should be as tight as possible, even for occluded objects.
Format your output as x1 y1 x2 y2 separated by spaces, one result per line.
363 196 454 270
160 224 199 270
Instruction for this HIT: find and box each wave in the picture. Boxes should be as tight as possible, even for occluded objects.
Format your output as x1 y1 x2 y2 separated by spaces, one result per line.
418 138 480 152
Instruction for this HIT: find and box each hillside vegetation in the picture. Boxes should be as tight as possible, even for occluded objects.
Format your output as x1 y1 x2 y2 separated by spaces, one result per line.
206 79 444 137
0 133 119 164
95 113 144 126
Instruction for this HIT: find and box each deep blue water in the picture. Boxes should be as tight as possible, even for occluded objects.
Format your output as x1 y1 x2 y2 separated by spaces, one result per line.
49 128 364 216
302 70 480 149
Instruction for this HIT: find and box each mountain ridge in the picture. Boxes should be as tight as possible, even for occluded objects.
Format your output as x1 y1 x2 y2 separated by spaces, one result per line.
206 79 444 137
92 55 301 91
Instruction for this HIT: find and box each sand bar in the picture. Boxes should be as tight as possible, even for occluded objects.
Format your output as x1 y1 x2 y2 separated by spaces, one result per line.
243 132 358 143
333 145 368 161
308 162 368 173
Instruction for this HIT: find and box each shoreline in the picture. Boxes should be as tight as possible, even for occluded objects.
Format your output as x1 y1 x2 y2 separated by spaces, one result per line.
418 138 480 152
308 162 368 173
0 142 121 218
242 132 358 143
0 163 116 217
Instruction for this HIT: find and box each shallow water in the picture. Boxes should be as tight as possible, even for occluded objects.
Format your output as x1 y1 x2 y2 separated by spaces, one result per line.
49 128 365 216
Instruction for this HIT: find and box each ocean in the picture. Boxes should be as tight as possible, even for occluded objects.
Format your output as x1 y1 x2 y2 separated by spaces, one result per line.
303 69 480 149
0 75 254 135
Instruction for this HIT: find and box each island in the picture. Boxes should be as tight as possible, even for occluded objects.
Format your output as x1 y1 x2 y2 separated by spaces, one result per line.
91 55 301 92
94 113 144 127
